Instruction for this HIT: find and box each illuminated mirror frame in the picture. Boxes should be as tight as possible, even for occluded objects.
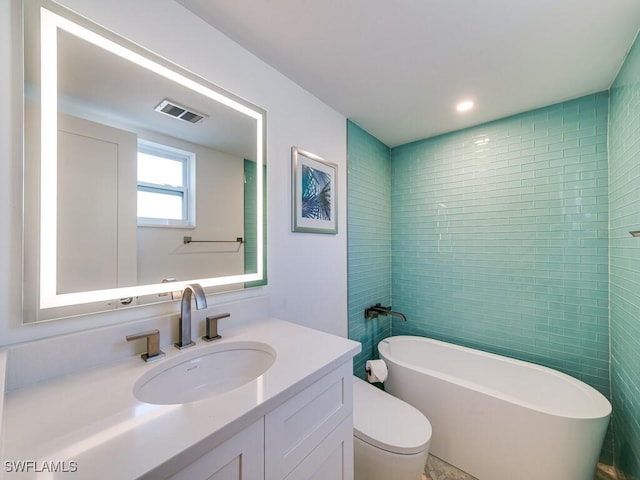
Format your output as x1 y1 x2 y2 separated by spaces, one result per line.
37 4 265 310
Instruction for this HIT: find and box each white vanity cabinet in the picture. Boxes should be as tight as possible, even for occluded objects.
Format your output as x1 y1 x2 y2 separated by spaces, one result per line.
2 317 360 480
167 418 265 480
265 361 353 480
164 361 353 480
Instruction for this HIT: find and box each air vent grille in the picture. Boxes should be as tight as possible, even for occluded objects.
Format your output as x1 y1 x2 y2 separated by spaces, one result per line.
154 99 208 124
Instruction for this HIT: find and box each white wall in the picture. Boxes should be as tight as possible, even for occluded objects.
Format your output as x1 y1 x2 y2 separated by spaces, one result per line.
136 134 246 287
0 0 348 345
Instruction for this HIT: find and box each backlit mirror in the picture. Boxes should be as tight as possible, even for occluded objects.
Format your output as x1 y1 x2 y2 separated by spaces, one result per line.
22 0 266 322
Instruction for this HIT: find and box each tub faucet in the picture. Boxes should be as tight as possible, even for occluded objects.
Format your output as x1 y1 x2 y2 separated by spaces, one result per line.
176 283 207 349
364 303 407 322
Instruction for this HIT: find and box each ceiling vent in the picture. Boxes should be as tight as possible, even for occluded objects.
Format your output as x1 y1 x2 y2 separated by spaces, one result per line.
154 99 208 124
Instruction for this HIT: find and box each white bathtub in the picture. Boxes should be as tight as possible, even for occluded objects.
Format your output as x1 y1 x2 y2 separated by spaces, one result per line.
378 335 611 480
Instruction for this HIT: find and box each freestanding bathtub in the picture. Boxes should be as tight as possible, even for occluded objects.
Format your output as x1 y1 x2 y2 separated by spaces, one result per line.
378 336 611 480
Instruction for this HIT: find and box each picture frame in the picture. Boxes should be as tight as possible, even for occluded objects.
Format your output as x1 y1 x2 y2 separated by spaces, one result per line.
291 146 338 234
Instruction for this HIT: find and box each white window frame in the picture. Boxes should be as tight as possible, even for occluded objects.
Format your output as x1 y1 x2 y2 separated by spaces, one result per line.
137 139 196 227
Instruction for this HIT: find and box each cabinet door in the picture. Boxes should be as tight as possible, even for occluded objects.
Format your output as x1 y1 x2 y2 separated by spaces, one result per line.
284 416 353 480
265 362 353 480
57 113 138 294
167 418 264 480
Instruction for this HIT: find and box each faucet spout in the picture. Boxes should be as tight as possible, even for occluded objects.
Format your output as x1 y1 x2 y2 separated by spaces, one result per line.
388 311 407 322
176 283 207 349
364 303 407 322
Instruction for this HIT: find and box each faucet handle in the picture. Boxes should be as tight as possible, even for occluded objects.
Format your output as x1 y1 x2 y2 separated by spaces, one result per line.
126 329 165 363
364 303 391 319
202 313 230 342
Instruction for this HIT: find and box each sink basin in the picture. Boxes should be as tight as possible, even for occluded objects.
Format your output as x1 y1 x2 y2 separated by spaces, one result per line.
133 341 276 405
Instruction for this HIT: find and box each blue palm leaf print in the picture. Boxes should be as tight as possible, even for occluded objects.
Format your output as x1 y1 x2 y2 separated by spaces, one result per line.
301 165 331 220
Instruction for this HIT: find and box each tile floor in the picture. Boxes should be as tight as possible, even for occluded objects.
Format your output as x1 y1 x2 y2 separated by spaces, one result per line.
421 455 618 480
422 455 476 480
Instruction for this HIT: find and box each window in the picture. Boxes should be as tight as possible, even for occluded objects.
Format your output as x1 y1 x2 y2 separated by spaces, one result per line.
137 139 195 227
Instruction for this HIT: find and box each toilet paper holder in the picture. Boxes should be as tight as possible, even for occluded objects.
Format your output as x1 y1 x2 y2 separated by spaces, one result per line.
365 359 388 383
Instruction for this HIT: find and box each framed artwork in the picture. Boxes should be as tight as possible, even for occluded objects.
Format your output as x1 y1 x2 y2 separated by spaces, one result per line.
291 146 338 234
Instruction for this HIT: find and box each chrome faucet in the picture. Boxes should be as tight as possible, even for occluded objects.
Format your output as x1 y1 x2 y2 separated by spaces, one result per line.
364 303 407 322
175 283 207 349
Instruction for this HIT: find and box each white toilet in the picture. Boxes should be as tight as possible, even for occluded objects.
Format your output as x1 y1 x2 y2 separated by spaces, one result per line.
352 376 432 480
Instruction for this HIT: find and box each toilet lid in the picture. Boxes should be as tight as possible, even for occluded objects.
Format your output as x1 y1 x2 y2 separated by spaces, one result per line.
352 377 432 455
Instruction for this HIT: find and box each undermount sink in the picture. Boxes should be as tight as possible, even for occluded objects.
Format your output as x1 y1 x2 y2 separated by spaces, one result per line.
133 341 276 405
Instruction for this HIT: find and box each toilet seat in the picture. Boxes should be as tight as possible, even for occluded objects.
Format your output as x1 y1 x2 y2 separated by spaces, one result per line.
352 376 432 455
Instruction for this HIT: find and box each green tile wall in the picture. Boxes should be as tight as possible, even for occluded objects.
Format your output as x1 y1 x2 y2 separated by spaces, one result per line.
390 94 611 396
243 160 267 288
347 120 392 379
610 31 640 479
244 160 257 274
348 93 617 465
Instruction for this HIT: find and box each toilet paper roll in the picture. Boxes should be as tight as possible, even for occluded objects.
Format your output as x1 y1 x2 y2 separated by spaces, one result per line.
366 359 388 383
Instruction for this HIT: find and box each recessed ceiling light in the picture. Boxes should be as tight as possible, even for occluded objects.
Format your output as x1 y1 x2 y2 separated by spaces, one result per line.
456 100 474 112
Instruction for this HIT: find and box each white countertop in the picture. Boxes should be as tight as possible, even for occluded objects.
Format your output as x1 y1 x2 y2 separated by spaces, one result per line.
1 318 360 479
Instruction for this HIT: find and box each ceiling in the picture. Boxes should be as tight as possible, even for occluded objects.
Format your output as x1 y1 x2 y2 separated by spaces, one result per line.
55 30 257 160
24 0 260 162
176 0 640 148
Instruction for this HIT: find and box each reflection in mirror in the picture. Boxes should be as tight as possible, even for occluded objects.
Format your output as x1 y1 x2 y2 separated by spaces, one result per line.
22 0 266 322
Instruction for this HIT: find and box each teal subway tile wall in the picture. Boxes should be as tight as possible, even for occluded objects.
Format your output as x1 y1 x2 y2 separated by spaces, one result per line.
243 160 267 288
610 31 640 479
347 120 392 378
390 94 610 399
348 45 640 472
244 160 258 275
347 93 616 464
